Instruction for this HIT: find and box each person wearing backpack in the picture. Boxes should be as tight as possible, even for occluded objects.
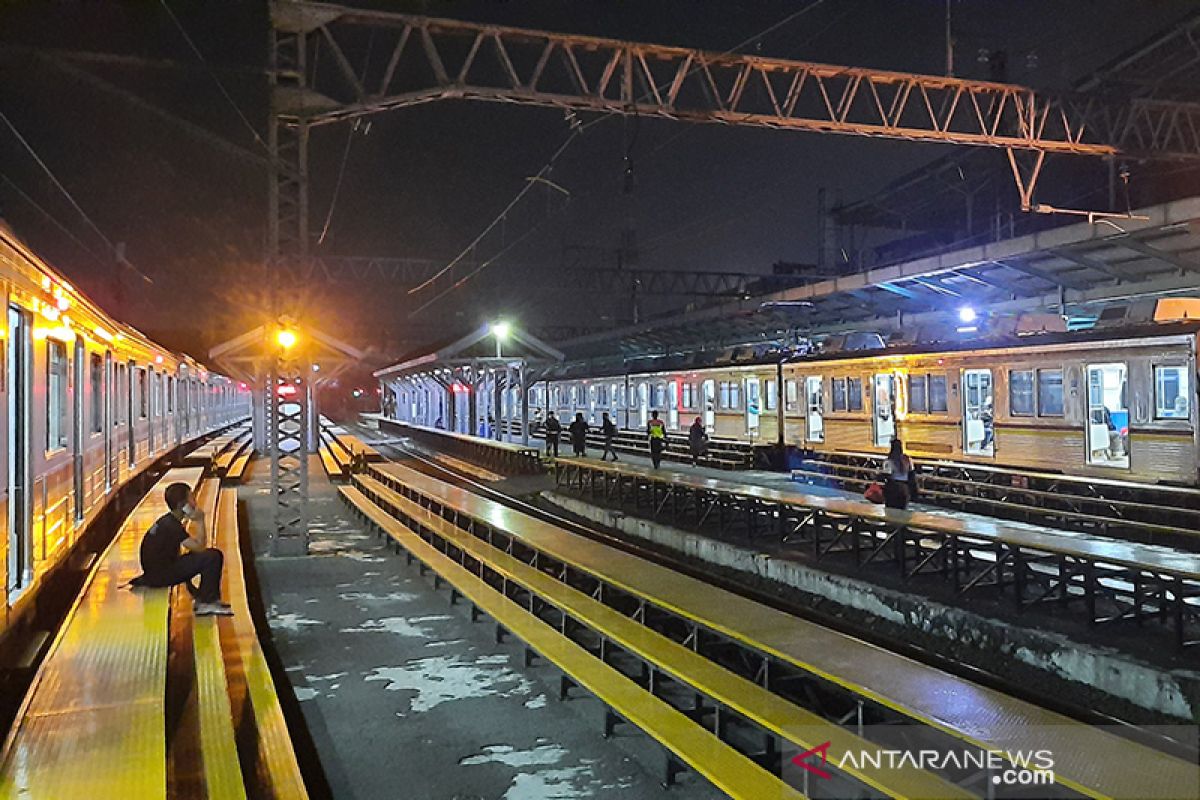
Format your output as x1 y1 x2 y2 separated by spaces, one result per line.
544 411 561 458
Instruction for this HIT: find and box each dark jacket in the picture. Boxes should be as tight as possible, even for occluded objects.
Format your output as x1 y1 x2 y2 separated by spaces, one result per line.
602 419 617 438
545 416 562 438
688 423 707 453
569 419 589 444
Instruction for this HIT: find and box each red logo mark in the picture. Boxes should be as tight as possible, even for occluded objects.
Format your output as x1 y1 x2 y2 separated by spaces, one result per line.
791 741 832 779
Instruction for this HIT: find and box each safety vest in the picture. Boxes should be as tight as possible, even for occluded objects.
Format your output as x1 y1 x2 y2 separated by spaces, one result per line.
648 419 666 439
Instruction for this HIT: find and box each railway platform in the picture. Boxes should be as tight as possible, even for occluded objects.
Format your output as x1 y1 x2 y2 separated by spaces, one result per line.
243 451 711 799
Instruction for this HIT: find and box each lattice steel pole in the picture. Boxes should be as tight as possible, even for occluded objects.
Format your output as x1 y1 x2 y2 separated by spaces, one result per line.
268 9 312 553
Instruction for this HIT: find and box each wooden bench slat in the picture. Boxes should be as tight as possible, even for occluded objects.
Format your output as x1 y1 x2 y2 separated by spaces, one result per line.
338 486 803 800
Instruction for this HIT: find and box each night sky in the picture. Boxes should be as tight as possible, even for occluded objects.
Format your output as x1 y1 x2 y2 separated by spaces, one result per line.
1 0 1194 362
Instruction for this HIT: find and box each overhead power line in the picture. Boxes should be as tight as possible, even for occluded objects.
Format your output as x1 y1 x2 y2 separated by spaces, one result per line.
0 110 153 283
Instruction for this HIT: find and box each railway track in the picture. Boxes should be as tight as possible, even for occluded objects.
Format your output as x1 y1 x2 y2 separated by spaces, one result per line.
351 424 1191 760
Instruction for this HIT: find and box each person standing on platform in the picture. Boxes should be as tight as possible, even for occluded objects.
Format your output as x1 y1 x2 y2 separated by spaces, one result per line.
569 412 589 457
647 410 667 468
130 482 232 616
881 438 915 510
687 417 708 466
600 412 619 461
544 411 561 458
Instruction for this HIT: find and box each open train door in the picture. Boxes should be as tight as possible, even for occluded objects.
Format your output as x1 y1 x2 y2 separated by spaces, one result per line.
745 376 761 437
668 380 679 429
6 304 32 596
872 373 896 447
72 338 85 523
702 379 715 429
805 376 824 443
962 369 995 456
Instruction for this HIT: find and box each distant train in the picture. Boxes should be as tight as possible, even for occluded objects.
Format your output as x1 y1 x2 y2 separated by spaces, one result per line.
0 224 248 641
521 323 1197 486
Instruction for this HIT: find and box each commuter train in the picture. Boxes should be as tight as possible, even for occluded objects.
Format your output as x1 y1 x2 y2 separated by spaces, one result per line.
0 223 248 642
521 322 1199 486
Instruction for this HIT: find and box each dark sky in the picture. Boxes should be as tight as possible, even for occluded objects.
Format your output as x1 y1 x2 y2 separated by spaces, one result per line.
0 0 1194 359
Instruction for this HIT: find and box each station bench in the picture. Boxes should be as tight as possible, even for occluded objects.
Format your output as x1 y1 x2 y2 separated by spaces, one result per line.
377 417 542 475
338 483 811 799
0 457 309 798
350 472 970 799
0 465 204 798
372 459 1200 799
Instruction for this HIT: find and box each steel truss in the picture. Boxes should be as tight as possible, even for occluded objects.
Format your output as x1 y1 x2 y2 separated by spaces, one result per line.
307 254 801 298
272 1 1200 208
553 461 1200 650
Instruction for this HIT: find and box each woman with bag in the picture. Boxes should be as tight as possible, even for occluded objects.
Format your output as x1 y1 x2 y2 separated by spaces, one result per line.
881 438 915 510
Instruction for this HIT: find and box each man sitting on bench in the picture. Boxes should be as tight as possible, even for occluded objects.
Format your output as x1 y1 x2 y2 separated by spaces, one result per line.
131 482 232 616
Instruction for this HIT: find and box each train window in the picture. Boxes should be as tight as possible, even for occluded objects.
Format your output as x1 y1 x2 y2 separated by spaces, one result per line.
928 375 948 413
654 384 666 407
137 368 148 418
1009 370 1035 416
832 377 847 411
1155 366 1190 419
1037 369 1063 416
47 340 68 451
765 379 777 411
719 382 730 409
909 375 927 413
729 381 742 410
785 379 798 409
681 382 693 409
167 376 175 413
89 354 103 433
847 377 863 411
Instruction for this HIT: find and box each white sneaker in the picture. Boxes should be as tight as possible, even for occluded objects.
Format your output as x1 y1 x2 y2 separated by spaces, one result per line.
195 602 234 617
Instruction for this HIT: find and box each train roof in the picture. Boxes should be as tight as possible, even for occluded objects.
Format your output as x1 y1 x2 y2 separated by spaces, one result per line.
534 320 1200 381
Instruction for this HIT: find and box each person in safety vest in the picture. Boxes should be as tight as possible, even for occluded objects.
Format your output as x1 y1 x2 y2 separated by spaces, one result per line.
647 410 667 468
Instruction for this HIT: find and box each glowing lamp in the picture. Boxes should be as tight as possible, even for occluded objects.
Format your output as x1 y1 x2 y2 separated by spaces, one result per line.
490 321 511 341
958 306 977 324
276 329 297 349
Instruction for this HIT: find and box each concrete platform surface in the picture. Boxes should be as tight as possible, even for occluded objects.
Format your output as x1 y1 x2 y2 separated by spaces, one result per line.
242 457 723 800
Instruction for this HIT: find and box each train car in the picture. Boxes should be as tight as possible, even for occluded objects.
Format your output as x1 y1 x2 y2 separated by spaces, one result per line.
0 223 249 645
530 322 1199 486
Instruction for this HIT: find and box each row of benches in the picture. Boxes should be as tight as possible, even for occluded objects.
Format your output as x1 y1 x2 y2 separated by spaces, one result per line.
0 432 309 798
339 459 1200 798
555 456 1200 649
317 417 382 481
375 416 543 475
185 422 254 483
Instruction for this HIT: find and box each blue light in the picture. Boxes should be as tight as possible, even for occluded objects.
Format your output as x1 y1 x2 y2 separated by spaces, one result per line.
958 306 977 324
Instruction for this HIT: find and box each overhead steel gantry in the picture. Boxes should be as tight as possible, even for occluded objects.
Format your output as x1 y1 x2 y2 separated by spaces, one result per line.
265 0 1200 543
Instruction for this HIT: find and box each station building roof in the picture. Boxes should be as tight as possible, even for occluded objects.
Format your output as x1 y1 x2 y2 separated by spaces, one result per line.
555 195 1200 361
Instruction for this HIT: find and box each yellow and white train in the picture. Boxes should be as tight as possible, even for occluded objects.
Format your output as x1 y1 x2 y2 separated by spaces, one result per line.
0 224 248 642
528 323 1198 486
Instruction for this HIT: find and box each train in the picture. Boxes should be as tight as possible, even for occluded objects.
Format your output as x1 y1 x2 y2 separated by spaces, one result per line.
521 323 1197 485
385 319 1198 487
0 223 249 643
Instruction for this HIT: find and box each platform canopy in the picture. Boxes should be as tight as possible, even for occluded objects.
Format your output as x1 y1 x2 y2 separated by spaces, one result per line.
559 196 1200 359
373 322 564 380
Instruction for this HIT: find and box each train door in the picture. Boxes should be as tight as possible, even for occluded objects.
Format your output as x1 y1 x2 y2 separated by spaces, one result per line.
745 376 761 437
962 368 994 456
668 380 679 429
702 380 715 430
872 373 896 447
805 376 824 443
6 305 32 596
587 384 597 424
104 352 113 492
126 361 135 465
72 339 85 522
637 382 649 427
147 369 156 454
1086 363 1129 468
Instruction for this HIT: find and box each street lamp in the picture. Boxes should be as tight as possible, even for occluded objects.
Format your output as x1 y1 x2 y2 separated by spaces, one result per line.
276 328 297 350
490 320 510 358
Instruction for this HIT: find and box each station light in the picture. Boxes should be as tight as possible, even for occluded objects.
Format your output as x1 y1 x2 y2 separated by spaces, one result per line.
957 306 977 324
312 363 321 372
490 320 511 341
276 329 298 350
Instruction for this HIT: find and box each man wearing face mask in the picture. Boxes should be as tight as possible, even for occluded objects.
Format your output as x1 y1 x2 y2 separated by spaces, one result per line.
131 482 231 616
